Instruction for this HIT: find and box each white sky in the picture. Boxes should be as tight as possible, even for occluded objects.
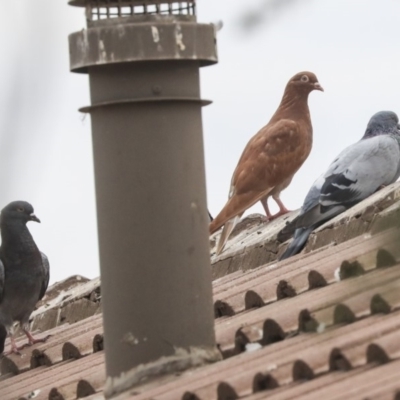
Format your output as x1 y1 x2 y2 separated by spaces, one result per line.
1 0 399 283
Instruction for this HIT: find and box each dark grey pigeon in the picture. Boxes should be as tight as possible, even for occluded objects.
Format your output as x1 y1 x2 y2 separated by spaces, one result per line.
0 201 50 355
279 111 400 260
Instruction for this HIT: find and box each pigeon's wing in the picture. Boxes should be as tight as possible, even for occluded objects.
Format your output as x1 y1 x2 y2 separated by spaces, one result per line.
278 173 339 255
320 135 400 208
297 141 369 213
210 119 310 235
39 252 50 301
0 260 6 349
278 143 363 239
277 173 324 242
301 175 325 214
0 323 6 354
296 135 400 229
0 259 4 304
279 226 314 260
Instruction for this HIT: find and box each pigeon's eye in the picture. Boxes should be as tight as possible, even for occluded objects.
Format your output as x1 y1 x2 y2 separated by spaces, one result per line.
17 207 24 212
300 75 309 82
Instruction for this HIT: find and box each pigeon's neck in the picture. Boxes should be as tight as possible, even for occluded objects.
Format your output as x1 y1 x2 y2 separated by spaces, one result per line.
271 89 311 124
363 127 400 140
390 132 400 147
0 221 38 255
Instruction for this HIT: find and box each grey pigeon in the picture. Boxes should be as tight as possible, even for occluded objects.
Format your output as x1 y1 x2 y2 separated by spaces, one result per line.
0 201 50 355
279 111 400 260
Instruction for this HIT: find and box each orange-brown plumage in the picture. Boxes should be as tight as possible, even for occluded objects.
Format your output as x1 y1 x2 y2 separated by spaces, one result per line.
210 71 323 254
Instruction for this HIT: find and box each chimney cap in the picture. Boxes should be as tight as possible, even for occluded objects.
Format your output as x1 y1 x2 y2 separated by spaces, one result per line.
69 0 195 5
69 0 196 20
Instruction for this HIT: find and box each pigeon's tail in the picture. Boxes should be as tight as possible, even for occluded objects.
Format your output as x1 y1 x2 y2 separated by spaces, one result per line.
0 323 6 354
216 215 240 255
277 216 299 243
279 227 314 261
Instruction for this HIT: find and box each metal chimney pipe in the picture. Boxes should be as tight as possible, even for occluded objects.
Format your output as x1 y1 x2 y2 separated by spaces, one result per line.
67 1 220 397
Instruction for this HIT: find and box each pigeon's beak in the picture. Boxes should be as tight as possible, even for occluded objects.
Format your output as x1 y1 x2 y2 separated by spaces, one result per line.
314 82 324 92
29 214 41 223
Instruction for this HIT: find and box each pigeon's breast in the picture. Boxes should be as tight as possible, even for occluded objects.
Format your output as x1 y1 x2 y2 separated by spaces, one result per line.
1 267 43 324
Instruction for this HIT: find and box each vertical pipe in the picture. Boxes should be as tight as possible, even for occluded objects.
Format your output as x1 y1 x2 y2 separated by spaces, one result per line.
90 61 219 386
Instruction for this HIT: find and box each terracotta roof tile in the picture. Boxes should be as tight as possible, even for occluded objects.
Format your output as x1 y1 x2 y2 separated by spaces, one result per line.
210 182 400 278
1 352 104 400
2 314 103 376
105 311 400 400
294 358 400 400
245 365 375 399
213 228 399 317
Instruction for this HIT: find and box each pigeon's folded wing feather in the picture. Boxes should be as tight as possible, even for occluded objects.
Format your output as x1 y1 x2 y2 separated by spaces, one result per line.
233 119 305 193
279 226 314 260
301 175 325 213
296 135 400 229
39 252 50 301
0 323 6 354
277 174 324 242
211 119 309 234
0 259 5 353
320 135 400 208
0 259 4 304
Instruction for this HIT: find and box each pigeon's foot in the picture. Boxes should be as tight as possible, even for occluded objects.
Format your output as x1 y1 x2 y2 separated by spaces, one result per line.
263 196 291 221
3 337 23 356
27 336 51 346
271 196 291 220
4 333 52 355
24 330 51 346
3 348 22 356
268 209 291 221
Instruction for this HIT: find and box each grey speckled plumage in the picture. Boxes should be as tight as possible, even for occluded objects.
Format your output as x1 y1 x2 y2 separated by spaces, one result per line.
0 201 50 355
279 111 400 260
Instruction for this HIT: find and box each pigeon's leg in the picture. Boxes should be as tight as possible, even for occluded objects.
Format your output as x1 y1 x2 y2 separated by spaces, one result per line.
3 327 48 355
10 337 21 354
260 196 273 221
269 195 291 220
2 326 22 355
23 328 50 346
3 334 23 356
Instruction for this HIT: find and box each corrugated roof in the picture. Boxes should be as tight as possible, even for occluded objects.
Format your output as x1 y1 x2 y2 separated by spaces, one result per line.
210 182 400 279
1 184 400 400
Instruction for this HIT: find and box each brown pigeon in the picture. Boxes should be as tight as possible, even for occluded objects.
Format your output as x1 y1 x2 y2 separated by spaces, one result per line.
210 71 323 255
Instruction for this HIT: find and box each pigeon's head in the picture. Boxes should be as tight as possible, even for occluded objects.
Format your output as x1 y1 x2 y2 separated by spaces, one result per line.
364 111 400 138
287 71 324 94
1 201 40 225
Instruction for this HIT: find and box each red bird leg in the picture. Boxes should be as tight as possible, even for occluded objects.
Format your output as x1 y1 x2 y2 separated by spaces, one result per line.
23 329 51 346
268 196 291 220
10 337 21 354
3 336 22 356
260 197 272 221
